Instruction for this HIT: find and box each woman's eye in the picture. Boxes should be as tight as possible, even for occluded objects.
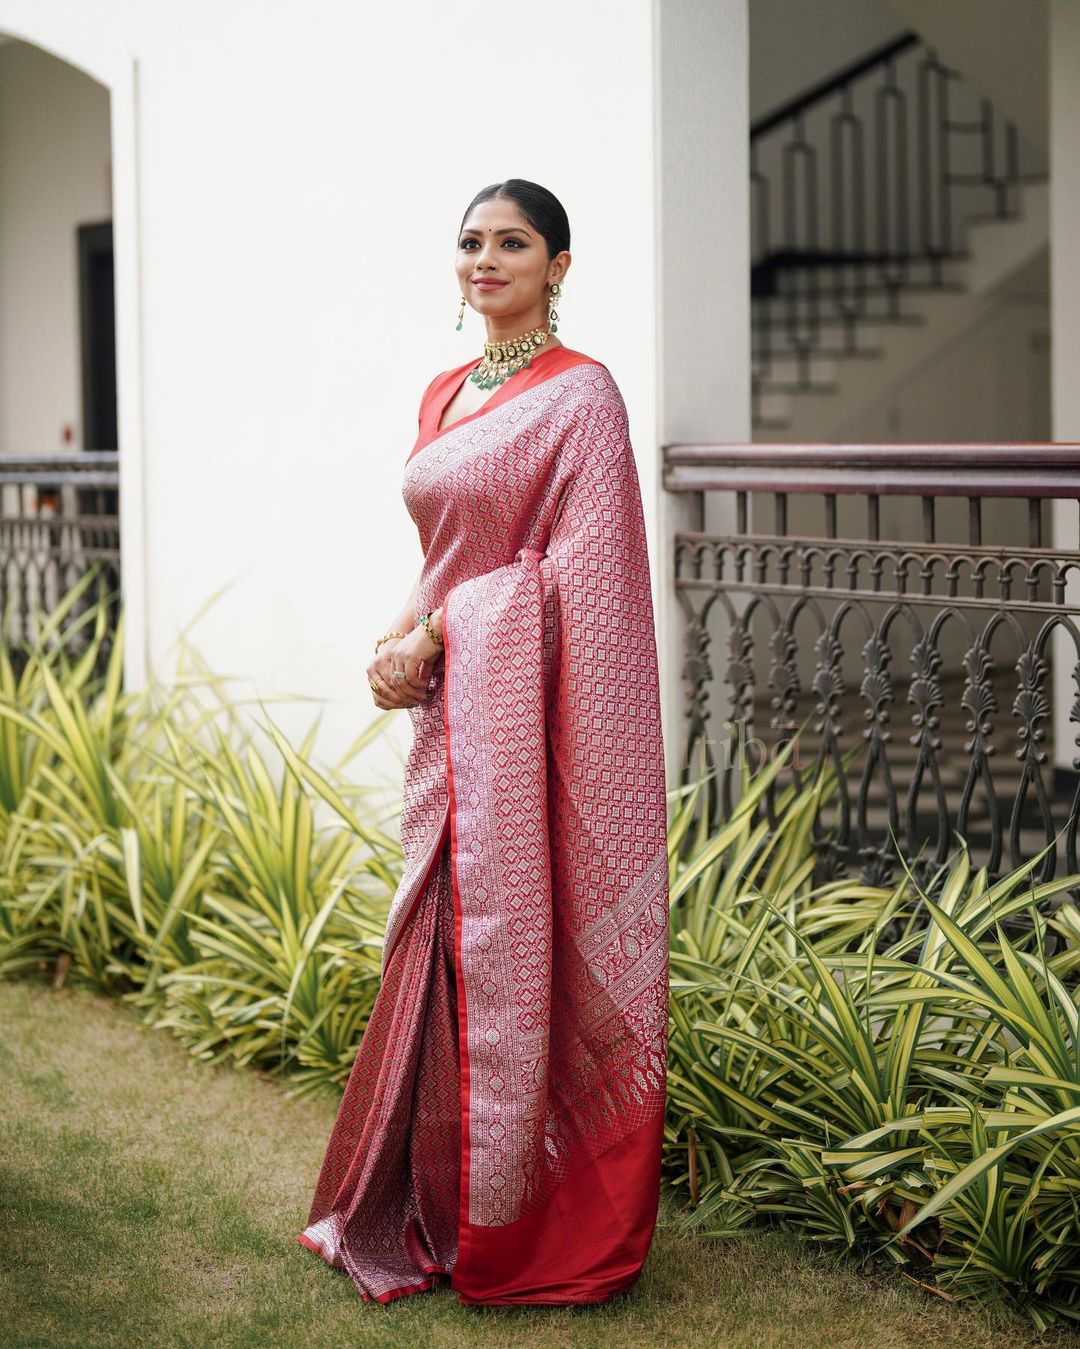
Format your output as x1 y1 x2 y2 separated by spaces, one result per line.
502 238 525 247
459 239 478 249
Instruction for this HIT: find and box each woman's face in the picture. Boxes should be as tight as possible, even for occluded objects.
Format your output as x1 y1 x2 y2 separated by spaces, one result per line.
455 197 570 336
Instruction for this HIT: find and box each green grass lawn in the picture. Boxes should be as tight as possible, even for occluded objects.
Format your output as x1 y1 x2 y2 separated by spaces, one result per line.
0 976 1057 1349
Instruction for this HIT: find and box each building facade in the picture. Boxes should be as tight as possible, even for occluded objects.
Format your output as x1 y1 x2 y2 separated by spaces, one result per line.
0 0 1076 850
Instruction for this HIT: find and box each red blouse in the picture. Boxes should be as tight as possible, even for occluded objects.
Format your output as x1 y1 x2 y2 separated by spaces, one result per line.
409 345 604 461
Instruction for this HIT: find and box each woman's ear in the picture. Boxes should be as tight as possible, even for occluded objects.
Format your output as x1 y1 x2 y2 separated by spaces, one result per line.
549 250 572 286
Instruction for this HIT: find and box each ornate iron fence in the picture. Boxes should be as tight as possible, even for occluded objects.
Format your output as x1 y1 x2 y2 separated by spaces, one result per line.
665 444 1080 890
0 453 120 670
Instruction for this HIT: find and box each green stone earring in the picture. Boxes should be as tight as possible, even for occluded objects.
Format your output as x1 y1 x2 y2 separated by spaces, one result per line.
455 295 466 331
548 281 561 334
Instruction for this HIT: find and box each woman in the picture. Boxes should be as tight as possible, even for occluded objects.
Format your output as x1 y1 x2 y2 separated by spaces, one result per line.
297 179 669 1307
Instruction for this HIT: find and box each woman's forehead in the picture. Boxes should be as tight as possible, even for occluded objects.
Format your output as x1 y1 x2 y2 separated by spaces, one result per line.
460 200 531 233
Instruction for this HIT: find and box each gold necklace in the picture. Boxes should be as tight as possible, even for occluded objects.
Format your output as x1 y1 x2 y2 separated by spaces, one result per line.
470 325 552 390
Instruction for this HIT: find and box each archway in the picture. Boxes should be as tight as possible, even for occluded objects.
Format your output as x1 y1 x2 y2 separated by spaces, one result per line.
0 0 146 681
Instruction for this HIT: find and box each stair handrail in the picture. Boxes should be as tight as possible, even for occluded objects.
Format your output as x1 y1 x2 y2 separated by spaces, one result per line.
751 31 919 139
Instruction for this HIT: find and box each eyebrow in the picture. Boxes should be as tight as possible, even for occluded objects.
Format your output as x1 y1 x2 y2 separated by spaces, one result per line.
459 226 532 237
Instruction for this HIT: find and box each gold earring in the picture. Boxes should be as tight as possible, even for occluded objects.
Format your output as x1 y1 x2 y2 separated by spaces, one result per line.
548 282 561 333
455 295 466 331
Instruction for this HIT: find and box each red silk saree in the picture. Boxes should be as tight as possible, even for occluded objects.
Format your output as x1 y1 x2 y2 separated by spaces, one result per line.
297 345 669 1306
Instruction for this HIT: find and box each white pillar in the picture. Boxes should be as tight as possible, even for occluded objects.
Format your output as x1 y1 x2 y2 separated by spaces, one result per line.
1050 0 1080 779
655 0 751 788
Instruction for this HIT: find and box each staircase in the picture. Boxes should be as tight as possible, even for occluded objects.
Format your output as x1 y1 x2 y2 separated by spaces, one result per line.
751 32 1049 439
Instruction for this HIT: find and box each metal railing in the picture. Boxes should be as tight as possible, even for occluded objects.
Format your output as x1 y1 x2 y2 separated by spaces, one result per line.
665 444 1080 890
751 31 1048 389
0 453 120 668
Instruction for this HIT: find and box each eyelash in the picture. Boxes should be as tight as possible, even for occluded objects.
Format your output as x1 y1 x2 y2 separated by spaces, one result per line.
460 238 525 250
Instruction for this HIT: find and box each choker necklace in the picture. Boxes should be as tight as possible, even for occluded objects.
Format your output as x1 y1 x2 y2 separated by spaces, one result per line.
470 325 552 390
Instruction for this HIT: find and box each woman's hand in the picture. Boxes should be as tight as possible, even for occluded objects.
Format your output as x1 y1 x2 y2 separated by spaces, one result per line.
366 619 443 709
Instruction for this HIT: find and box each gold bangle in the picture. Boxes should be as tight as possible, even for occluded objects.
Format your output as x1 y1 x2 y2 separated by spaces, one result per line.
418 612 443 645
374 630 406 654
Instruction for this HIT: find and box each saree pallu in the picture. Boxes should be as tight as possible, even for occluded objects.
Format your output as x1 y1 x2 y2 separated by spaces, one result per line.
298 347 669 1306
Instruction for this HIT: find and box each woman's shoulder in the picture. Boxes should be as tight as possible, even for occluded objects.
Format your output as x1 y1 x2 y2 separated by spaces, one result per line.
546 348 625 411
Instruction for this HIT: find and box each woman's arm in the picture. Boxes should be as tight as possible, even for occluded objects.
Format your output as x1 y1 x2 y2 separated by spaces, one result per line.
386 569 422 638
368 568 443 710
385 570 445 643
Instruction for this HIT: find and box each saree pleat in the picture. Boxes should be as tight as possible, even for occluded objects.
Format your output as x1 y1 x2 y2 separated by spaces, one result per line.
298 836 461 1303
298 346 668 1307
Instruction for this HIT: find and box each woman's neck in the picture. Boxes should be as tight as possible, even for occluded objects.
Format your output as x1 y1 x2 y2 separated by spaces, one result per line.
483 312 551 343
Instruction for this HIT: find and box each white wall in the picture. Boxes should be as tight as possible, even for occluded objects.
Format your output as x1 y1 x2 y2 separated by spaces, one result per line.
657 0 750 785
887 0 1048 149
750 0 1049 150
0 38 110 455
0 0 672 779
750 0 904 123
1050 0 1080 776
836 260 1051 446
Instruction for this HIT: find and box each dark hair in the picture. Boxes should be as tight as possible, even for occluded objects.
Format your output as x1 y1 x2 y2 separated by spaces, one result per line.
458 179 571 259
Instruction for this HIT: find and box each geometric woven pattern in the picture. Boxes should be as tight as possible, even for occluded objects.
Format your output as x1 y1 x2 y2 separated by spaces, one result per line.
299 351 668 1305
441 386 669 1228
297 845 459 1302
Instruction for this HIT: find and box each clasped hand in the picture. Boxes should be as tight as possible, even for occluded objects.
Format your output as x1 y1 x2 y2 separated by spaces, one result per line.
367 626 442 709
